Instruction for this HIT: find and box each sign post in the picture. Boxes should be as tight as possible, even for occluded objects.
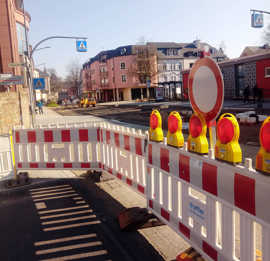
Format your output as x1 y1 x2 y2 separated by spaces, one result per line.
188 57 224 152
0 75 24 85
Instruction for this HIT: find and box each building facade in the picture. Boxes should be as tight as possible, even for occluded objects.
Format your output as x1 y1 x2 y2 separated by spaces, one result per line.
219 52 270 99
181 49 270 100
83 45 143 102
0 0 31 132
82 41 226 102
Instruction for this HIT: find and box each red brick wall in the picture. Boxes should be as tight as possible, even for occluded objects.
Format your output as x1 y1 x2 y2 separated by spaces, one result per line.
256 58 270 98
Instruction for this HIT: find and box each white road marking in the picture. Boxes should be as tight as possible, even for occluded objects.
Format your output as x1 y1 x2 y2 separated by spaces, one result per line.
43 220 101 231
39 250 107 261
32 190 75 198
42 215 96 225
30 184 70 192
34 233 97 246
75 201 86 204
31 187 73 195
38 205 89 215
35 202 47 210
73 197 82 200
36 241 102 255
34 194 78 202
40 210 93 220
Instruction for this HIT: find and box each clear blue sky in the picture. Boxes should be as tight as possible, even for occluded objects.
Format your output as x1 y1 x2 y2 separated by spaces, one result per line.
25 0 270 78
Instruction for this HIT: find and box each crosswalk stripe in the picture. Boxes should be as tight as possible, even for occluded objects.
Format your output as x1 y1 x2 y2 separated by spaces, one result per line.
34 233 97 246
32 190 75 198
75 201 86 204
43 221 101 231
31 187 73 195
30 185 70 192
42 215 96 225
34 194 78 202
36 241 102 255
40 210 93 220
73 197 82 200
39 205 89 215
39 249 107 261
35 202 47 210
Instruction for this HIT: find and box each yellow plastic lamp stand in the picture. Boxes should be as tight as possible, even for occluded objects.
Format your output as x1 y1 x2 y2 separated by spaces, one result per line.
215 113 242 164
188 113 208 154
167 111 184 148
256 117 270 174
149 109 164 142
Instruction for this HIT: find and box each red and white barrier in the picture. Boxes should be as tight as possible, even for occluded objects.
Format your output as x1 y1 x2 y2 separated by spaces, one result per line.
11 121 270 260
13 125 100 170
147 140 270 261
98 122 147 197
0 135 13 179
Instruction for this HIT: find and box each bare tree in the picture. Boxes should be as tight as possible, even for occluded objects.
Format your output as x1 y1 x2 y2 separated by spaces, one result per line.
263 23 270 44
65 59 82 97
47 68 63 94
128 45 158 99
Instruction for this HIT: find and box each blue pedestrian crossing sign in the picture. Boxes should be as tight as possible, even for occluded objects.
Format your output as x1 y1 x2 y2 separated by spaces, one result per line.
76 40 87 52
33 78 45 90
251 12 264 28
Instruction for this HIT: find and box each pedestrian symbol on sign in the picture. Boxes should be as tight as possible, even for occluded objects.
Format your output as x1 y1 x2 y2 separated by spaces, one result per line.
33 78 45 90
76 40 87 52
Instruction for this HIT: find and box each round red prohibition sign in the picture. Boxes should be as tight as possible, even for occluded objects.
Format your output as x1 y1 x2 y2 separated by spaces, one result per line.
188 57 224 122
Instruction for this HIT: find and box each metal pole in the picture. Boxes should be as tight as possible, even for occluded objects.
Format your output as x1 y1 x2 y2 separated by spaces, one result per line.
22 0 35 127
250 9 270 15
30 36 87 58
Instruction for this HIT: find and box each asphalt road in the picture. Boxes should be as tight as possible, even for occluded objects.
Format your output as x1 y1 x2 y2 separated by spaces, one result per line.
0 178 165 261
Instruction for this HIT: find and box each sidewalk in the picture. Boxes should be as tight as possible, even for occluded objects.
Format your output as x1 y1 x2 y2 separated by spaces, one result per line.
35 106 103 126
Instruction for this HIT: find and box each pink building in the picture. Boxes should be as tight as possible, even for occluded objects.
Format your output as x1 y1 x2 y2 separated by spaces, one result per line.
82 45 152 102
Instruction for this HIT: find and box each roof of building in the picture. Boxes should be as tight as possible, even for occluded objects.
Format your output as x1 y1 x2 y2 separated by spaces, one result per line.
240 44 270 57
219 51 270 67
83 41 227 68
147 42 186 48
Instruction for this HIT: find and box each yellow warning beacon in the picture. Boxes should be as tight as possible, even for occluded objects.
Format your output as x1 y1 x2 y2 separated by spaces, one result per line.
167 111 184 148
188 113 208 154
215 113 242 164
149 109 164 142
256 117 270 174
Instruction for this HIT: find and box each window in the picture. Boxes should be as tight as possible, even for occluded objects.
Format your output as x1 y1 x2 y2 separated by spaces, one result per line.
122 75 127 82
120 62 125 69
265 67 270 78
189 63 194 68
100 67 107 72
163 64 167 71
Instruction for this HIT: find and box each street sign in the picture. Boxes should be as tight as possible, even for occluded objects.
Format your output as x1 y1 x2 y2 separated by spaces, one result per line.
0 75 24 85
251 12 264 28
0 74 12 79
188 57 224 123
8 62 26 68
76 40 87 52
33 78 45 90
